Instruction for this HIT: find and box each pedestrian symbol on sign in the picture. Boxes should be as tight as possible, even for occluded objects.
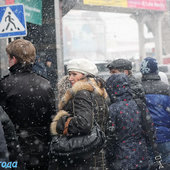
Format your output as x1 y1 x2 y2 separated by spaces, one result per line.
3 11 20 32
0 4 27 38
0 7 25 33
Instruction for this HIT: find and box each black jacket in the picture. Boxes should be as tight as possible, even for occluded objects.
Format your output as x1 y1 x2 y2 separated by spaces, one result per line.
106 74 150 170
0 106 24 169
0 121 8 162
0 63 56 168
49 77 109 170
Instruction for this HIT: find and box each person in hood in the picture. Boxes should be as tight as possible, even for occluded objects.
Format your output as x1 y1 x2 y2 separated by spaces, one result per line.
107 58 145 101
49 58 109 170
107 58 156 167
140 57 170 164
105 73 150 170
0 39 56 170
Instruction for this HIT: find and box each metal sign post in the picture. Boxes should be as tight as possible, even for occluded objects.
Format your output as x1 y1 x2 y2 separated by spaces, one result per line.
54 0 64 81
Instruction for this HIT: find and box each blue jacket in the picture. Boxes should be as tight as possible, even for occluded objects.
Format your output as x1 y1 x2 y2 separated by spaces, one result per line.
141 74 170 143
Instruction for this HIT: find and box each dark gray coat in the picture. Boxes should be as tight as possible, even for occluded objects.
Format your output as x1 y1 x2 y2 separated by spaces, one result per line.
106 74 150 170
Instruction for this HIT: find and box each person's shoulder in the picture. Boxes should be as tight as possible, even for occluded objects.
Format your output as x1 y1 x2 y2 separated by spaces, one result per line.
0 74 10 86
32 72 50 84
75 89 91 98
0 74 10 80
129 74 142 83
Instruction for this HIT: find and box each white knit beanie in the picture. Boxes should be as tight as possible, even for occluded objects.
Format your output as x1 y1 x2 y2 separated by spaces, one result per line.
67 58 98 76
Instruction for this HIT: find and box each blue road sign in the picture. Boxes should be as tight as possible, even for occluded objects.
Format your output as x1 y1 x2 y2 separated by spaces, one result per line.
0 4 27 38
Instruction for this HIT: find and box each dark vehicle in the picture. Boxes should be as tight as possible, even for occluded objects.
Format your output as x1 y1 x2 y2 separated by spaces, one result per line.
95 61 111 81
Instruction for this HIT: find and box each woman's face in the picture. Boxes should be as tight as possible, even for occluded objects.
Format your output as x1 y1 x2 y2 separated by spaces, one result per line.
69 71 84 85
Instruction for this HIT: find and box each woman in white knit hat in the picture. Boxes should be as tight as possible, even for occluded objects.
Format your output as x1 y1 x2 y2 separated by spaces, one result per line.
49 58 109 170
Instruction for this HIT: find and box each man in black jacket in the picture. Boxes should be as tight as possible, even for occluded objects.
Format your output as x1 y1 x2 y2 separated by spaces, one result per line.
0 39 56 170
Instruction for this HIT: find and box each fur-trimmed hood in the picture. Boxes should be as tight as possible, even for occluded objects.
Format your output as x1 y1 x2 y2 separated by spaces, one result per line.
58 78 108 110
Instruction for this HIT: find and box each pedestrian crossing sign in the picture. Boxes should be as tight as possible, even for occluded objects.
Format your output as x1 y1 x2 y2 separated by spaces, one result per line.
0 4 27 38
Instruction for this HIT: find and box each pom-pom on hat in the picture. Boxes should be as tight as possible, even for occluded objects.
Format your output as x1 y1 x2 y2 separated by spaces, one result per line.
140 57 158 75
67 58 98 76
107 59 132 70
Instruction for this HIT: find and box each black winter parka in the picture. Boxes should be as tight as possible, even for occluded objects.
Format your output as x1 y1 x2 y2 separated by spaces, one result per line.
0 63 56 169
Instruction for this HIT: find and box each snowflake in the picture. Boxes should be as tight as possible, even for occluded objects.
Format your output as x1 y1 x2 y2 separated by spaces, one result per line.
140 60 150 74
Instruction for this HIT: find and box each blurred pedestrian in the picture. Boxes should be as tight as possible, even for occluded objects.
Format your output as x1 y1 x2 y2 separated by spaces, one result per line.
46 58 58 90
56 75 71 108
105 73 150 170
140 57 170 164
33 55 47 79
0 39 56 170
49 58 108 170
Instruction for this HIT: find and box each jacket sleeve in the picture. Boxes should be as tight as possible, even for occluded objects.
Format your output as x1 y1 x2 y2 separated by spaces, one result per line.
0 80 7 109
135 99 156 147
46 86 57 122
0 107 21 161
105 104 117 168
0 120 8 162
56 90 93 135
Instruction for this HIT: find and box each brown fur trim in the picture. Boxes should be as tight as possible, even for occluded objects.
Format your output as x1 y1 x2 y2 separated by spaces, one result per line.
72 80 94 94
58 90 73 110
89 78 108 99
50 110 69 135
58 79 94 110
58 78 108 110
58 75 71 101
103 88 108 99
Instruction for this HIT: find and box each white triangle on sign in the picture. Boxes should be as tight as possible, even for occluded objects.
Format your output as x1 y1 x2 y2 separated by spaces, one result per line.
0 7 25 33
